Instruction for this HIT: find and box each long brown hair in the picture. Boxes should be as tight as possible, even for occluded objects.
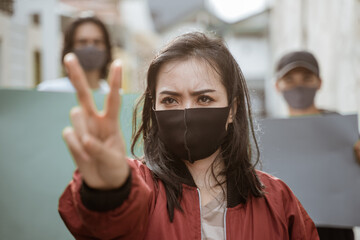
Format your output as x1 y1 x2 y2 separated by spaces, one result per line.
61 16 112 79
131 32 264 221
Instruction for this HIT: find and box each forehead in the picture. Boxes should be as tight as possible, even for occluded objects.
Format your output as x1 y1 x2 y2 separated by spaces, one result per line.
283 67 315 77
156 58 223 90
74 22 104 39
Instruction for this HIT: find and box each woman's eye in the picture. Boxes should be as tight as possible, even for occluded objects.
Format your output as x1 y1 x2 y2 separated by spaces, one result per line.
198 95 214 103
160 97 177 105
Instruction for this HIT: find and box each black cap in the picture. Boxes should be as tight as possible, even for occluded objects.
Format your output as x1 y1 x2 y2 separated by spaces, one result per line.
275 51 320 80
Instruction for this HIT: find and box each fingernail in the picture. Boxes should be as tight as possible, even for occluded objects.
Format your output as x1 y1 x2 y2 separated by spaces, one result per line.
113 59 122 67
62 127 72 139
64 53 75 63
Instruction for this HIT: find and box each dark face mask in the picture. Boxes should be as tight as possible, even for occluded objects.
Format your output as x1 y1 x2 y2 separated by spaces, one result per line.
73 45 106 71
154 106 230 163
282 86 317 110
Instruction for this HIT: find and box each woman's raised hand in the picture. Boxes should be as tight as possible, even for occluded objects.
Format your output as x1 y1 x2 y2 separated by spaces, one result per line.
62 53 129 190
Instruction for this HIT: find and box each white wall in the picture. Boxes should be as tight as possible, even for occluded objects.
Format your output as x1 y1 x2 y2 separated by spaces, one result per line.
0 12 11 87
0 0 61 88
118 0 159 92
226 36 268 83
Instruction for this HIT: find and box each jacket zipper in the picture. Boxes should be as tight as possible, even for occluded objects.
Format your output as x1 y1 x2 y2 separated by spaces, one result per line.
224 208 228 240
197 188 203 240
197 189 228 240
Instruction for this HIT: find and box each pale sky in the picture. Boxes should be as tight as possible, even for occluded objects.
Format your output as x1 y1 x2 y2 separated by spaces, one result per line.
207 0 268 23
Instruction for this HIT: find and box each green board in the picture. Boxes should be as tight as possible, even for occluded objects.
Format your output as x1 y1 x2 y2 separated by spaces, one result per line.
0 89 142 239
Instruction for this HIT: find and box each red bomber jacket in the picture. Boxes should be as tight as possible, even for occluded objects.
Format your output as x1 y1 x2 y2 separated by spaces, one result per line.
59 159 319 240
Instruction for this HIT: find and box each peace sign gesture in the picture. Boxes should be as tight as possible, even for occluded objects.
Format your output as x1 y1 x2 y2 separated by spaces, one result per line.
62 53 129 190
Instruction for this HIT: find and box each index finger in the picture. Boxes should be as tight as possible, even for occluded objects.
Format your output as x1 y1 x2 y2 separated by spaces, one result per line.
64 53 96 115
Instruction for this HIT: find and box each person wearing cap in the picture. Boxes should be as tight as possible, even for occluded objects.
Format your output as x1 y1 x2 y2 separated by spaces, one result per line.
275 51 328 116
275 50 359 240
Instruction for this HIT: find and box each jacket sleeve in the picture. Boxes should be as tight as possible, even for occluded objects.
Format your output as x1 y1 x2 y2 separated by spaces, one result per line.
260 172 319 240
277 178 319 240
58 159 153 240
289 198 320 240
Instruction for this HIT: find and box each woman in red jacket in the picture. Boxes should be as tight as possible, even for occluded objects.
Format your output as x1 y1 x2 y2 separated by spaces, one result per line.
59 32 319 240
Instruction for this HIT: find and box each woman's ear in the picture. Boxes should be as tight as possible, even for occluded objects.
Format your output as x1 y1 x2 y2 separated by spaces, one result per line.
227 99 237 125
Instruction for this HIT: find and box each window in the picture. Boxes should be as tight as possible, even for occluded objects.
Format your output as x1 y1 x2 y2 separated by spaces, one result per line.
0 0 14 15
33 50 42 86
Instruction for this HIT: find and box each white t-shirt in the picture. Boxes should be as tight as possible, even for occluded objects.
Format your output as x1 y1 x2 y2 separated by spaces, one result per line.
37 77 110 94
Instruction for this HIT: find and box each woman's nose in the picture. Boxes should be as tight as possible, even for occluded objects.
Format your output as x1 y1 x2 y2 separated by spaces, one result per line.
183 101 194 109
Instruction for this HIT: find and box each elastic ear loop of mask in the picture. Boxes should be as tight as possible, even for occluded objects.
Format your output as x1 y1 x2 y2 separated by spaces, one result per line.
151 94 156 111
148 91 155 110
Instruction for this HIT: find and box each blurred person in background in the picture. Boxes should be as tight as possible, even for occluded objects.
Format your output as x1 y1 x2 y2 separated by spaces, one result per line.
37 16 112 93
275 50 360 240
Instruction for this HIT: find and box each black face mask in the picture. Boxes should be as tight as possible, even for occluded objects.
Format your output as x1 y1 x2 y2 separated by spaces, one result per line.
73 45 106 71
154 106 230 163
282 86 317 110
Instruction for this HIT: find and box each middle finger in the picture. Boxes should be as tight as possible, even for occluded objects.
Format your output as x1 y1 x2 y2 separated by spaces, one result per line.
104 60 122 120
64 53 96 116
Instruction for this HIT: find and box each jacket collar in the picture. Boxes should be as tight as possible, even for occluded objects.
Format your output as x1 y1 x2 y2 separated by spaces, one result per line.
177 160 244 208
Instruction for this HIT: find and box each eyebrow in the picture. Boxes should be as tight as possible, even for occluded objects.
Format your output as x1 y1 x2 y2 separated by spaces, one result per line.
159 89 216 96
